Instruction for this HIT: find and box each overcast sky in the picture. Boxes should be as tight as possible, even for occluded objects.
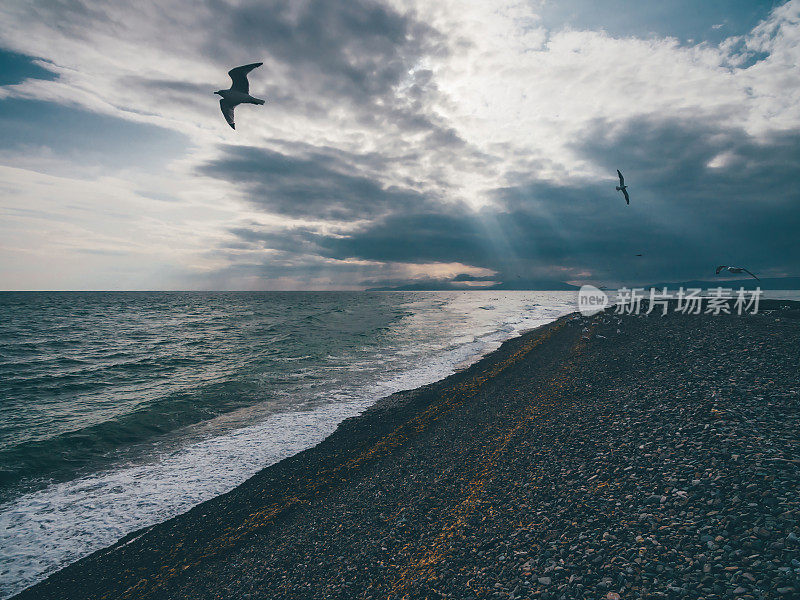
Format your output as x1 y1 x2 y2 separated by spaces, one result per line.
0 0 798 290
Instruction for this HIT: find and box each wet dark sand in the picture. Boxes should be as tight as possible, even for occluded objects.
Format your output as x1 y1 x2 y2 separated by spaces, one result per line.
15 300 800 599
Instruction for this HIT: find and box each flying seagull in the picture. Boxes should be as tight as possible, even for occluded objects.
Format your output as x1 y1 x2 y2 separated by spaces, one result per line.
715 265 760 281
214 63 265 130
615 169 630 204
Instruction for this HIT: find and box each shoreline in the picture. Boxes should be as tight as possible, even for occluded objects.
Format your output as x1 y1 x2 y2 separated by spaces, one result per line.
0 292 577 598
13 300 800 599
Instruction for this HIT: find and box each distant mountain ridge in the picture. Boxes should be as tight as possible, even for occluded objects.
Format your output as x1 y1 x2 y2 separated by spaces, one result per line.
366 279 579 291
367 276 800 292
639 277 800 291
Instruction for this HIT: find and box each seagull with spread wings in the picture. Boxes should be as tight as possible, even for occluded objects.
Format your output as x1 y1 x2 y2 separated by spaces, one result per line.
214 63 265 130
615 169 630 205
715 265 760 281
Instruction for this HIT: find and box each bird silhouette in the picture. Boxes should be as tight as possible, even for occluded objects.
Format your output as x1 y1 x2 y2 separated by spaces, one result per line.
616 169 630 205
715 265 760 281
214 63 265 130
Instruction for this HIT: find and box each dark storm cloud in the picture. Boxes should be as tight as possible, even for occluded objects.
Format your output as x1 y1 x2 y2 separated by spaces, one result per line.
205 0 442 104
200 144 432 220
224 189 608 276
572 117 800 272
318 211 484 263
226 224 320 254
200 0 475 167
220 114 800 286
16 0 449 134
576 116 800 203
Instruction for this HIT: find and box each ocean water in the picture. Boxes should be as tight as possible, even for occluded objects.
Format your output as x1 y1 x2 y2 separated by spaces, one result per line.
0 291 578 597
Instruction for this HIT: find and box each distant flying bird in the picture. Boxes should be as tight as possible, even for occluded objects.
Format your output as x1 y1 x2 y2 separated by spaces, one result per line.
635 253 643 257
214 63 265 129
616 169 630 205
715 265 760 281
